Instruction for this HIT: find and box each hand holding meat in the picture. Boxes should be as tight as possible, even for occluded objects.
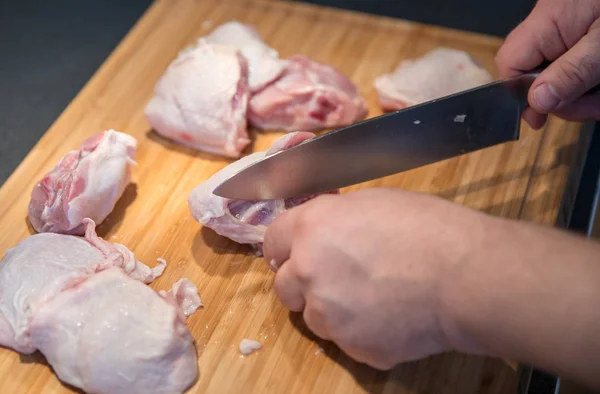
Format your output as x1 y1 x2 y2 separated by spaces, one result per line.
495 0 600 128
263 189 473 369
263 188 600 389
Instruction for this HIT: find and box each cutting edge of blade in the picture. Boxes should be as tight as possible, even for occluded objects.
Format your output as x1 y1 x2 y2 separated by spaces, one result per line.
211 146 287 199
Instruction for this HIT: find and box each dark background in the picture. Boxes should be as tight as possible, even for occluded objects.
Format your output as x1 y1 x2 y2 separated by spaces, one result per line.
0 0 537 186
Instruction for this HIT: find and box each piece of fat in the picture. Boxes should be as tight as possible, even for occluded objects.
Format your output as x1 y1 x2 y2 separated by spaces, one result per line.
239 339 262 355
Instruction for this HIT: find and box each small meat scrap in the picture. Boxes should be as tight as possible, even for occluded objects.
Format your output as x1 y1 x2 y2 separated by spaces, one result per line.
239 339 262 355
204 21 286 92
28 130 136 235
249 55 368 131
188 132 339 252
159 278 203 317
374 48 493 111
145 39 251 158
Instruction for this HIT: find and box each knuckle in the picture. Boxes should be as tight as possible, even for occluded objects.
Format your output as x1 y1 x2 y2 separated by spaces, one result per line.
579 51 599 83
293 253 317 283
559 59 585 85
273 272 286 298
294 200 326 235
290 227 321 282
556 56 595 93
273 284 291 310
273 268 305 311
294 207 315 231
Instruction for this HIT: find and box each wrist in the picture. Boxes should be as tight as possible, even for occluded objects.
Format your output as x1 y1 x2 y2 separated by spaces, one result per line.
434 211 511 356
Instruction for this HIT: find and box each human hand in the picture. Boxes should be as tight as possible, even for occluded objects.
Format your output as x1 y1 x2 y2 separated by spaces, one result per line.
495 0 600 129
262 188 488 369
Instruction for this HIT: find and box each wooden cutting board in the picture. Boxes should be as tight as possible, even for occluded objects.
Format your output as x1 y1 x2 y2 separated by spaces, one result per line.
0 0 592 392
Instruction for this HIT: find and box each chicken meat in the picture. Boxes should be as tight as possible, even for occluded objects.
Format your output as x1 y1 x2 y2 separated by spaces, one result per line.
0 219 200 394
374 47 493 111
188 132 338 252
28 129 137 235
249 55 368 131
29 267 200 394
204 21 286 92
145 39 251 158
0 218 165 354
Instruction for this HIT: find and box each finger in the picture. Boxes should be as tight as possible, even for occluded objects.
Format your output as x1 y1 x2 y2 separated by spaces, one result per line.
302 305 331 340
495 18 546 78
550 90 600 121
522 108 548 130
495 11 567 79
529 21 600 113
263 203 306 271
273 259 305 312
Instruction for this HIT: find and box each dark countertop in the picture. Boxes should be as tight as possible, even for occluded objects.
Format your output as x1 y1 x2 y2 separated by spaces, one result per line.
0 0 536 186
0 0 153 185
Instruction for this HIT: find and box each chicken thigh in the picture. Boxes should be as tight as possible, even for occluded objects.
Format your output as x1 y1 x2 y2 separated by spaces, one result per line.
30 267 199 394
204 21 286 92
374 47 493 111
0 219 200 393
0 218 165 354
249 55 368 131
188 132 338 252
28 129 137 235
145 39 251 158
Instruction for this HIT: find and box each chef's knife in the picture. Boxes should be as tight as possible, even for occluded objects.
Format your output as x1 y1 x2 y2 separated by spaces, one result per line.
213 73 537 200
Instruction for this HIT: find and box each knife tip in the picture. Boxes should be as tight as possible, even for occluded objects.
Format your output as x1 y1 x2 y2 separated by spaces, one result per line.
211 183 229 199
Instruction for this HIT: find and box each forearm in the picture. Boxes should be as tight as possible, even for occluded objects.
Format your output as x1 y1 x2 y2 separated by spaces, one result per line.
440 215 600 389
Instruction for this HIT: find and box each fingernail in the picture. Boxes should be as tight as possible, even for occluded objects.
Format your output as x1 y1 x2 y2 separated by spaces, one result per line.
533 83 560 112
269 259 279 272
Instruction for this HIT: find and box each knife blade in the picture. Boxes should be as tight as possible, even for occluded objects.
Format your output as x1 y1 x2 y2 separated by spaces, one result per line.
213 73 536 200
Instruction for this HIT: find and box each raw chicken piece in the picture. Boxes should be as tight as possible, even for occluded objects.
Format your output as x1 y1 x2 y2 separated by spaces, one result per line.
145 39 251 158
28 129 136 235
374 47 493 111
204 21 286 92
29 267 198 394
0 218 165 354
248 55 368 131
188 132 338 251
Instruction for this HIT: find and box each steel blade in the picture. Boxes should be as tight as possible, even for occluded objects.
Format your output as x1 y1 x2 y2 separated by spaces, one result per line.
213 74 534 200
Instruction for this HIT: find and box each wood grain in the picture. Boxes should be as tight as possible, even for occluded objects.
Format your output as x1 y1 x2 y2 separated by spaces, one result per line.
0 0 591 392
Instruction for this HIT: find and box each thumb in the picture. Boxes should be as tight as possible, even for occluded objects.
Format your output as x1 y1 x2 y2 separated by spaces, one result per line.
529 20 600 115
551 90 600 121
